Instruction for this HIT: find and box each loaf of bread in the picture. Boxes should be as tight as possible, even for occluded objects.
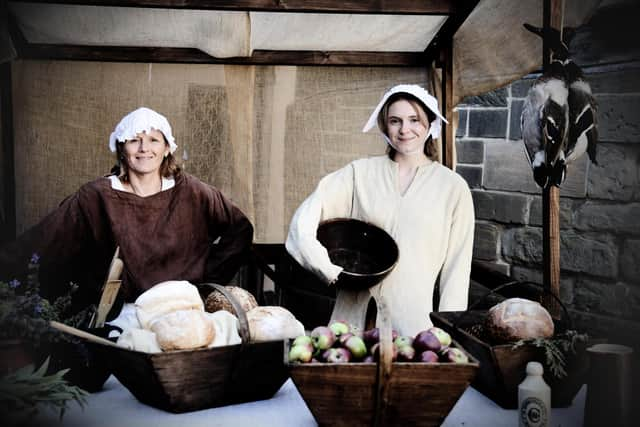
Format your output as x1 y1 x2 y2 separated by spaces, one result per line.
246 306 305 342
204 286 258 315
485 298 554 343
135 281 204 330
150 309 215 351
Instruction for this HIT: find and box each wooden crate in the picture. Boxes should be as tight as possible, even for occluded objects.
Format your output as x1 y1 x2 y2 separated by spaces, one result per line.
430 310 594 409
89 284 288 413
288 295 479 427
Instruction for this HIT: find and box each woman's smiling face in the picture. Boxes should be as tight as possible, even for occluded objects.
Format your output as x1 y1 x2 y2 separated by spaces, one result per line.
123 129 169 176
385 99 430 157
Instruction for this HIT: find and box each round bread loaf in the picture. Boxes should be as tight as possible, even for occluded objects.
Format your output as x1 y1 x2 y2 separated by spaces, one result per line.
150 309 215 351
204 286 258 315
135 281 204 330
246 306 305 342
485 298 554 343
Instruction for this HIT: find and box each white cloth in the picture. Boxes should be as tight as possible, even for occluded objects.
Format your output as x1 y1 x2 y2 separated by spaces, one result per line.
286 156 474 336
109 107 177 153
206 310 242 348
108 175 176 191
116 328 162 353
362 84 448 141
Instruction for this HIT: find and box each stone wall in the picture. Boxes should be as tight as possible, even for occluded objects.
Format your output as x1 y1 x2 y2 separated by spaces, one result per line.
456 0 640 354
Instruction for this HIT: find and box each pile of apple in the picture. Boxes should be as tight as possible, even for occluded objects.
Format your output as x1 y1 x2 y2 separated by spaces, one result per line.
288 320 469 364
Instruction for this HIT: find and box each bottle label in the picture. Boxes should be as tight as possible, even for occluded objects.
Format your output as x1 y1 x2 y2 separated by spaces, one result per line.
519 396 548 427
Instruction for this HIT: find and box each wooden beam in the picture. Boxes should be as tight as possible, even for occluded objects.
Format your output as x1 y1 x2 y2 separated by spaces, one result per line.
542 0 564 318
9 0 462 15
424 0 478 60
440 39 454 170
17 44 432 66
0 62 16 243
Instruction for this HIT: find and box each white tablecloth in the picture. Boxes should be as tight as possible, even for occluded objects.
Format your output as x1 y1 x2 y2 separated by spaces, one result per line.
24 376 586 427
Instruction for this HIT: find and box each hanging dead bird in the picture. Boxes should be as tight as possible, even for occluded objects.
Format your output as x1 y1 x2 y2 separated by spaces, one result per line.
564 60 598 166
520 51 570 187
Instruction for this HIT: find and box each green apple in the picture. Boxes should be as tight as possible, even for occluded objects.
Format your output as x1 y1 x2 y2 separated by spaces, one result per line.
289 342 314 363
329 320 350 337
344 335 367 359
292 335 313 347
311 326 336 350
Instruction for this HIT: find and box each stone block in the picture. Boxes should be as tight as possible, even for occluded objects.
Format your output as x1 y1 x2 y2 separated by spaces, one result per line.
588 68 640 94
468 109 508 138
472 190 530 224
574 201 640 235
560 231 618 278
587 143 640 202
473 221 501 261
620 239 640 282
502 227 543 264
461 87 508 107
456 139 483 164
483 140 588 196
508 99 524 141
528 196 579 228
511 79 533 98
568 310 640 354
595 94 640 142
457 109 468 138
457 165 483 189
483 141 544 194
574 278 640 320
473 259 511 277
510 265 576 304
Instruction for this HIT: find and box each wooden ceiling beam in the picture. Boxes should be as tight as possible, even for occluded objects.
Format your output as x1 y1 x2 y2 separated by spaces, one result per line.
9 0 462 15
18 44 432 66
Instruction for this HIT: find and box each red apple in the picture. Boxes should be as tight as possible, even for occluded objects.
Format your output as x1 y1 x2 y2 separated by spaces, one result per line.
441 347 469 363
419 350 439 363
311 326 336 350
338 332 355 346
428 327 452 348
413 330 442 353
323 347 352 363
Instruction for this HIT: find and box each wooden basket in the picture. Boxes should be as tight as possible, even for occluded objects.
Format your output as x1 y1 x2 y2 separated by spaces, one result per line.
429 283 596 409
287 298 479 426
88 283 289 413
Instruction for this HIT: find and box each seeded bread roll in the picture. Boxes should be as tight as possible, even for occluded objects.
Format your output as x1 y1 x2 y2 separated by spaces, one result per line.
205 286 258 315
485 298 554 343
150 309 215 351
246 306 305 342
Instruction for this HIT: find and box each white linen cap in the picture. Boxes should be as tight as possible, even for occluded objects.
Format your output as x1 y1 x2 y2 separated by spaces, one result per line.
362 84 448 140
109 107 177 153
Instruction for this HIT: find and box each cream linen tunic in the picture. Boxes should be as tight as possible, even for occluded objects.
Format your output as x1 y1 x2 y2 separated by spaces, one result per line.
286 155 474 336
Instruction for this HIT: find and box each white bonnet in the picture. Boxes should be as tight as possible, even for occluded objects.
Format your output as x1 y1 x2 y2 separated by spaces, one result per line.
362 84 448 140
109 107 177 153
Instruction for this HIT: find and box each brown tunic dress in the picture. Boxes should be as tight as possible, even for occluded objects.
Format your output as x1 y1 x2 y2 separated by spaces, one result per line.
0 173 253 307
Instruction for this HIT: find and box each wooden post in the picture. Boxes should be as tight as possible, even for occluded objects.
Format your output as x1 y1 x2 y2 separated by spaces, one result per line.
440 38 455 170
0 62 16 244
542 0 564 317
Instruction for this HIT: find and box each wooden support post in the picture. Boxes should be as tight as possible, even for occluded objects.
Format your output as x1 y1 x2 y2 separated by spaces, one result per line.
0 62 16 244
440 38 455 170
541 0 564 317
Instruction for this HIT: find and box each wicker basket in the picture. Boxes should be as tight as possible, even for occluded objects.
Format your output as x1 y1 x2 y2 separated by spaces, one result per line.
430 282 598 409
89 283 288 413
287 298 479 426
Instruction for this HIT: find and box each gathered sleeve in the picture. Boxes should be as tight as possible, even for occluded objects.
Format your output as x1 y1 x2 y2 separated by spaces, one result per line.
0 190 94 298
203 187 254 284
438 182 475 311
285 164 355 284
